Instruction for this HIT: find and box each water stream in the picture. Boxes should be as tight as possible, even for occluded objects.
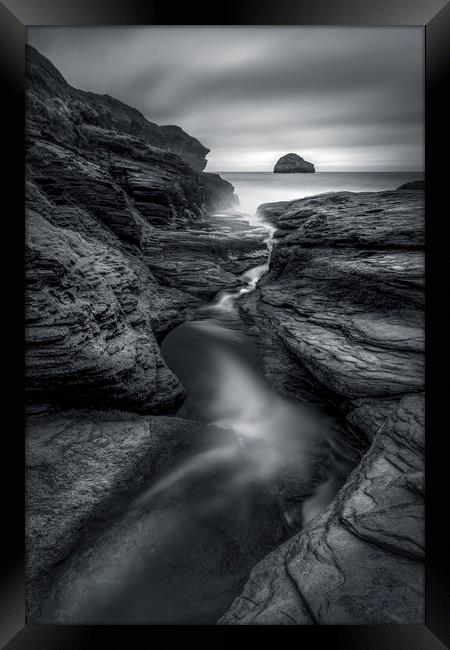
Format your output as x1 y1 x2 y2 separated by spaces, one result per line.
211 221 275 312
82 208 357 624
159 211 335 525
60 175 411 624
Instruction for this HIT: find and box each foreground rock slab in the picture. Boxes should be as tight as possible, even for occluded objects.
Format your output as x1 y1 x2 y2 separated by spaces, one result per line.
26 409 287 624
221 393 424 625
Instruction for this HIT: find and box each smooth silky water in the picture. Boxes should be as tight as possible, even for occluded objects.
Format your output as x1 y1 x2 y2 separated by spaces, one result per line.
157 172 423 518
88 173 414 624
160 218 329 505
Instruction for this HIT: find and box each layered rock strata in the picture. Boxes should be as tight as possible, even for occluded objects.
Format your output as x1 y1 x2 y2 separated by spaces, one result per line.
25 46 271 623
223 188 425 624
221 394 424 624
25 45 264 412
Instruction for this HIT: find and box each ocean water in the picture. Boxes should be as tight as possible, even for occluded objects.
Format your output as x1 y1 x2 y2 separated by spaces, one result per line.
219 171 424 219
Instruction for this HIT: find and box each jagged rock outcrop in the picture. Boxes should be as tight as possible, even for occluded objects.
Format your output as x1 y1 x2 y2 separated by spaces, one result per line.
223 188 425 624
25 47 276 624
25 210 184 412
26 45 209 171
248 190 424 433
26 408 287 624
274 153 315 173
221 393 424 624
25 45 264 411
142 214 268 299
201 172 239 211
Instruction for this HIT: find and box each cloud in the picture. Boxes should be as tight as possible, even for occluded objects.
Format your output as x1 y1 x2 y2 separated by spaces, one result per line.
27 26 424 171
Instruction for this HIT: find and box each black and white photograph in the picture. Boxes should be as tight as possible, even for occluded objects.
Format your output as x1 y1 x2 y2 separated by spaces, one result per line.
23 25 426 626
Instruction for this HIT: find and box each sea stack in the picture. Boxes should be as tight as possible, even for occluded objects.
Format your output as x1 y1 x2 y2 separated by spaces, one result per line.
274 152 315 173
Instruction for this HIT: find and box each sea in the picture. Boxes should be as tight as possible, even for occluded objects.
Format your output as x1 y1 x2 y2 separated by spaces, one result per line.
219 171 424 221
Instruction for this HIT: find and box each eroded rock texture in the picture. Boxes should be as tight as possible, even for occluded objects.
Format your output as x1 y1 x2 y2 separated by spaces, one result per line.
249 190 424 436
221 394 424 624
223 188 425 624
27 46 209 171
25 45 263 411
26 409 286 624
25 46 273 624
143 214 268 299
25 44 425 626
396 179 425 191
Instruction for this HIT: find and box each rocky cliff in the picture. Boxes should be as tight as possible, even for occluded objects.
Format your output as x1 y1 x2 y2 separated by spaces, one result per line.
25 45 264 413
222 187 425 624
25 45 425 626
274 153 315 173
25 47 273 622
27 46 210 171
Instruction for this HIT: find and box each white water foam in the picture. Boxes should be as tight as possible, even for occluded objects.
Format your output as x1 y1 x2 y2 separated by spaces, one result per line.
211 220 275 313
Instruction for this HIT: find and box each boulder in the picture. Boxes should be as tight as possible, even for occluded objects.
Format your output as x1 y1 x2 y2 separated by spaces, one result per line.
274 153 315 173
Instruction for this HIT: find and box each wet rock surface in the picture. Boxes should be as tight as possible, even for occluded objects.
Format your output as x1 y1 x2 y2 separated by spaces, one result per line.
25 45 425 626
143 213 268 299
223 189 425 624
221 394 424 625
25 45 264 411
26 408 287 624
252 190 424 410
25 46 277 624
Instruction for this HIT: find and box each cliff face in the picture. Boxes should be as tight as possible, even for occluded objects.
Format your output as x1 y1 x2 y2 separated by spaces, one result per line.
25 47 275 623
222 188 425 624
25 45 261 413
26 46 210 171
25 45 425 625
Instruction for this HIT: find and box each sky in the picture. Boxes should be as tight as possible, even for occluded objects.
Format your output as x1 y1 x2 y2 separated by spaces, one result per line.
27 27 424 172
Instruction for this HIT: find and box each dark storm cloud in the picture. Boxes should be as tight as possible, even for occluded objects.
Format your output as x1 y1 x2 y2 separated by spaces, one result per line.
27 27 424 171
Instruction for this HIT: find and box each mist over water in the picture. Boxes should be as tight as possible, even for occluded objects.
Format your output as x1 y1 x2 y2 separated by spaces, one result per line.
160 316 331 529
158 198 335 527
155 175 390 527
89 177 369 624
146 174 391 564
220 171 424 216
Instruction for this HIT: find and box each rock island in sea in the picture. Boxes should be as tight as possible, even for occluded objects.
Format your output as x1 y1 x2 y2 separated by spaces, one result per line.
273 152 315 173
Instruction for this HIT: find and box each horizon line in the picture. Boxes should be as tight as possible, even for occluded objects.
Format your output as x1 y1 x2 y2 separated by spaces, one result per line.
209 170 425 174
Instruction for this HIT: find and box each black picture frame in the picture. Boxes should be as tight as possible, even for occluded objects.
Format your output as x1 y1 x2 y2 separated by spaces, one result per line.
1 0 449 646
